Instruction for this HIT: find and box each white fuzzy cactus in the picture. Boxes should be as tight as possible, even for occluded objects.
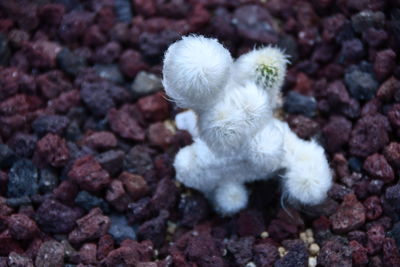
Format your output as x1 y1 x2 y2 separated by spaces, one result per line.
163 35 332 215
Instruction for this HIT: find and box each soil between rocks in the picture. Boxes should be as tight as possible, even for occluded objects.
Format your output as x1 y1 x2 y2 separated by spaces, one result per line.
0 0 400 266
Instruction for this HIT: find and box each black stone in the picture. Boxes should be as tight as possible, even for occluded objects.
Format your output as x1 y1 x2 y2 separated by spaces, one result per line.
7 159 39 198
283 91 317 118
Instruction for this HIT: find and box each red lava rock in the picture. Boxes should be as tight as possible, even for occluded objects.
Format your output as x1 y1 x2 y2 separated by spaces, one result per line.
106 179 132 212
237 209 264 237
93 42 121 64
275 239 308 267
68 207 111 245
383 237 400 267
363 196 382 221
133 0 157 17
287 115 319 139
7 214 38 240
7 133 37 158
267 218 298 241
179 193 209 228
349 240 368 267
150 178 178 211
119 49 148 78
82 131 118 150
253 242 279 267
53 180 79 205
384 142 400 169
348 230 367 246
59 11 95 43
332 153 350 178
0 94 42 116
24 41 61 69
35 133 69 167
35 199 83 234
227 236 254 266
36 70 72 99
137 92 169 122
83 25 106 47
137 210 169 247
38 4 65 26
367 225 385 255
124 145 155 176
96 149 125 176
68 155 111 192
349 114 390 157
0 230 23 256
35 240 64 267
388 103 400 129
147 122 174 149
0 68 36 100
47 89 81 113
363 28 388 48
233 5 278 43
7 252 34 267
118 172 149 200
374 49 396 81
97 234 114 261
79 243 97 265
107 106 145 142
363 153 394 183
318 237 352 267
330 194 366 233
377 77 399 102
101 239 153 267
322 116 352 153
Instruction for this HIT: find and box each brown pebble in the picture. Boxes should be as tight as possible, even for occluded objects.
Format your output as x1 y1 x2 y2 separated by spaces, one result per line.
330 194 366 233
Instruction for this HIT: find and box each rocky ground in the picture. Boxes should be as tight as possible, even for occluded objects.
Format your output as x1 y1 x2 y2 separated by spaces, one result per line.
0 0 399 266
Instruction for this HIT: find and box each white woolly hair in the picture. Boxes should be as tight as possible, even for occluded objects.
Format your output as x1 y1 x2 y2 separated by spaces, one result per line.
213 182 248 216
175 109 199 138
247 119 285 177
198 81 272 155
163 35 233 110
281 127 332 206
233 46 289 109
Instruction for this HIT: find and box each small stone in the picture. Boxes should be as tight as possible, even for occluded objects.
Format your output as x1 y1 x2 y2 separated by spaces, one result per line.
351 11 385 33
139 30 181 59
8 214 38 240
363 154 394 183
344 69 379 100
349 114 390 157
137 92 169 122
377 77 400 102
253 243 279 267
7 159 38 198
309 243 320 256
283 91 317 118
363 196 383 221
123 145 154 176
94 64 124 85
330 194 366 233
36 70 72 99
322 116 352 153
7 252 34 267
32 115 69 136
95 150 125 176
93 42 121 64
147 122 174 150
349 240 368 266
75 191 110 213
97 234 114 260
118 172 149 200
388 104 400 129
131 71 162 97
53 180 78 205
318 237 352 267
226 236 254 266
35 241 64 267
367 225 385 255
35 134 69 167
233 5 278 43
179 193 209 228
24 41 61 69
384 142 400 169
0 144 17 168
57 48 86 76
287 115 319 139
114 0 133 23
48 90 81 114
348 157 363 173
38 4 65 25
150 178 178 211
275 240 308 267
82 131 117 150
119 49 147 78
108 106 145 141
383 238 400 266
108 214 136 243
36 199 83 233
237 209 264 237
339 39 365 63
374 49 396 81
79 243 97 265
68 155 111 192
8 133 37 158
0 94 42 116
58 11 95 43
106 179 132 212
137 210 169 247
68 208 110 244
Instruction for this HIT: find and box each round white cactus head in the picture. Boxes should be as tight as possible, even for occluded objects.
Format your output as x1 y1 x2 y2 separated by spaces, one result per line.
233 47 289 109
163 35 233 110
